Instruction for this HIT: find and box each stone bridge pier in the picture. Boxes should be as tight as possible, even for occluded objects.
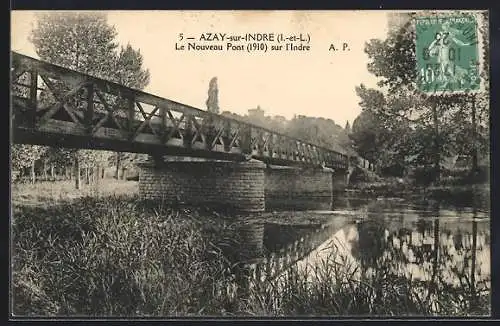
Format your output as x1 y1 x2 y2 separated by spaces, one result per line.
265 165 348 210
138 157 348 212
138 157 266 212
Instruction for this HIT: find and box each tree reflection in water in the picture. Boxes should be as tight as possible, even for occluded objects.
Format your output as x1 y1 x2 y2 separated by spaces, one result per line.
222 199 490 316
349 203 490 315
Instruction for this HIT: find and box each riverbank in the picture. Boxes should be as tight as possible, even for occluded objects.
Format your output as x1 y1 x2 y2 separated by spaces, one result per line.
347 181 490 210
11 179 139 207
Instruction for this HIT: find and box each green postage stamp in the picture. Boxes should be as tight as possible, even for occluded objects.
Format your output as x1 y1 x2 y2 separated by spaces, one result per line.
415 14 481 93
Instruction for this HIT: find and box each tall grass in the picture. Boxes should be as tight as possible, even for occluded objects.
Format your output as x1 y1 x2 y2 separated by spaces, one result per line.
11 190 490 316
12 196 244 316
241 239 489 317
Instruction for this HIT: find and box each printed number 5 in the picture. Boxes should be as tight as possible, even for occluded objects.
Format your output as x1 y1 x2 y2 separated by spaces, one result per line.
179 33 184 41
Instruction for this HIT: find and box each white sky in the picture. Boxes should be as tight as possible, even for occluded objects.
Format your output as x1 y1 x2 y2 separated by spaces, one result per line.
11 10 390 126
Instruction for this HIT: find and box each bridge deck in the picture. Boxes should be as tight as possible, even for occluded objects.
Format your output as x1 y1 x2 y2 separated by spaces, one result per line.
11 52 348 170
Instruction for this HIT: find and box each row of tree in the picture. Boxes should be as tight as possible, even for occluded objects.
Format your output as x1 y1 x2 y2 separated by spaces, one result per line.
12 146 140 184
220 105 356 156
348 12 489 180
12 12 151 187
206 77 360 162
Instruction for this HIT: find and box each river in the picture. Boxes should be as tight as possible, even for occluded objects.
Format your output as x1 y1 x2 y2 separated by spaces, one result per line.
229 196 491 316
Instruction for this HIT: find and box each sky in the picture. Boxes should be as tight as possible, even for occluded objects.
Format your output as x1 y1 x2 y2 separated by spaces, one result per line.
11 10 390 126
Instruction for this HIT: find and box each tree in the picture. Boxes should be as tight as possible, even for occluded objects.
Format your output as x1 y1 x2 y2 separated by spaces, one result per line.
114 44 150 89
345 120 351 134
112 44 151 178
268 115 287 133
39 146 66 179
352 84 457 177
222 106 357 157
361 11 489 181
286 115 352 155
113 152 142 180
30 12 119 76
206 77 219 114
351 85 402 171
365 13 416 94
28 12 150 187
349 110 382 166
11 144 46 183
29 12 119 188
364 13 445 180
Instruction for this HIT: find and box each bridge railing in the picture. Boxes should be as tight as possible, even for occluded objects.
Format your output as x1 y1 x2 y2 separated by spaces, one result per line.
11 51 348 169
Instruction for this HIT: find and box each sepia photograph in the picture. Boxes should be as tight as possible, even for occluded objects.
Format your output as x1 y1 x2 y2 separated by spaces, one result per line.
10 10 491 317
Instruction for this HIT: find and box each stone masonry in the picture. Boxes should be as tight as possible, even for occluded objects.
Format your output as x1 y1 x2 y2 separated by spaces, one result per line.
139 158 348 212
265 166 336 201
139 159 266 212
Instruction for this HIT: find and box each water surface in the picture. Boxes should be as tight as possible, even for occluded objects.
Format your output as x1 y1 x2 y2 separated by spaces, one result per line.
236 197 491 315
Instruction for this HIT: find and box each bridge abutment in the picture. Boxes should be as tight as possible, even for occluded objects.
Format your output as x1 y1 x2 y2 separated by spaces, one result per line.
138 158 266 212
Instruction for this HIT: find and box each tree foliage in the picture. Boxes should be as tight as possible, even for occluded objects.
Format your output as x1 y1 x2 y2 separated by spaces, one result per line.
114 44 150 89
112 44 151 178
222 106 356 156
349 109 383 164
350 11 490 179
26 12 120 173
30 12 119 76
206 77 220 114
345 121 351 134
11 144 45 170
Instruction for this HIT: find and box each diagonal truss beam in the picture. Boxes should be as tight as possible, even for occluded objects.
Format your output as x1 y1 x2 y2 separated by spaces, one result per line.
11 51 349 170
92 88 128 136
131 103 159 140
37 75 88 126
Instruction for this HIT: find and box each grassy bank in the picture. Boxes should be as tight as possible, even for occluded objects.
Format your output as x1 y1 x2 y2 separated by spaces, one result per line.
11 179 139 206
12 195 242 316
11 183 490 316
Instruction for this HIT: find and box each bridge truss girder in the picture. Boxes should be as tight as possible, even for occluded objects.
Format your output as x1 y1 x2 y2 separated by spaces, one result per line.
11 52 348 170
